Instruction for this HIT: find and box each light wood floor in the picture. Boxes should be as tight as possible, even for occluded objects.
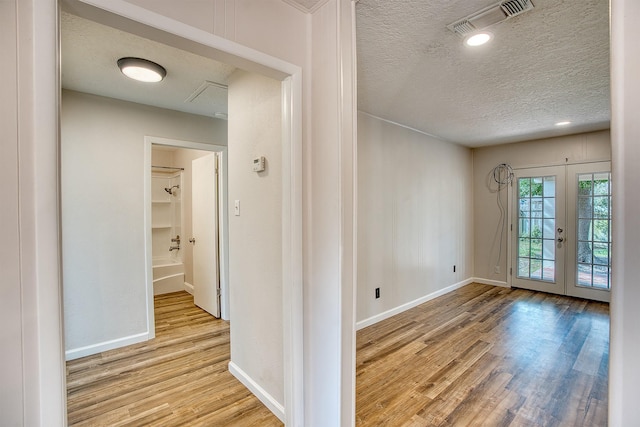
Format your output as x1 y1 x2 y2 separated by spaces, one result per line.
68 285 609 426
356 283 609 426
66 291 283 426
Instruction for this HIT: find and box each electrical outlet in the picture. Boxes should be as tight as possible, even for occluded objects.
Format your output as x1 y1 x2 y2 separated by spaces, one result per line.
453 265 456 273
494 266 500 274
375 287 380 299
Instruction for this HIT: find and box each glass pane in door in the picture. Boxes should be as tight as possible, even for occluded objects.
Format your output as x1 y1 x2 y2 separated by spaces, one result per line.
517 176 556 282
576 172 612 289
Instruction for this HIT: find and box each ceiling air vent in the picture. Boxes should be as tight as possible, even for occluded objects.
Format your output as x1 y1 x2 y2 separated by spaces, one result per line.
501 0 533 16
452 20 475 35
447 0 534 37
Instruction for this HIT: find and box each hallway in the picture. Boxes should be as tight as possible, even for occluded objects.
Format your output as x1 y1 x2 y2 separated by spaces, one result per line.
66 291 282 426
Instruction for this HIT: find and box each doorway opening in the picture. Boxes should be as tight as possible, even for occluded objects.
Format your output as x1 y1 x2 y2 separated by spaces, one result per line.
509 162 612 302
147 138 229 323
59 0 303 424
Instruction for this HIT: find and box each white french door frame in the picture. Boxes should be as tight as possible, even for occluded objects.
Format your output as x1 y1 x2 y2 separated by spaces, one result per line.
508 165 567 295
565 161 612 302
507 161 612 302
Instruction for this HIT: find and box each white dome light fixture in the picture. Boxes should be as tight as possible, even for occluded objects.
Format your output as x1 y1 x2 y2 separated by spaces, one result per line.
464 32 493 47
555 121 572 126
117 57 166 83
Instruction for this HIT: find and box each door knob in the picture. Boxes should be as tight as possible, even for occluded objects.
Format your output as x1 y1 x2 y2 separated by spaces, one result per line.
189 238 196 244
557 237 564 243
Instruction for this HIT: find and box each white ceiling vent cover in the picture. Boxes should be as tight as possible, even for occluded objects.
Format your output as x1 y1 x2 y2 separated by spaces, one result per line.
447 0 534 37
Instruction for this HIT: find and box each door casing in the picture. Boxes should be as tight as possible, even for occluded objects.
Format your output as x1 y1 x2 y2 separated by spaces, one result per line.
145 137 229 326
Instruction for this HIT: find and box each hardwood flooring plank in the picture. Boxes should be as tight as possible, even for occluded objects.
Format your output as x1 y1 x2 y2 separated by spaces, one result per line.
66 291 282 426
356 283 609 427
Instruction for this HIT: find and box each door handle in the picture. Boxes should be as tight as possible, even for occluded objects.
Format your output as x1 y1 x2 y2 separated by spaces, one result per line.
557 237 564 243
189 238 196 244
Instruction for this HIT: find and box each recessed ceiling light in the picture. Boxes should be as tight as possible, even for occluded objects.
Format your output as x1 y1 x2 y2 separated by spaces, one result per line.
555 121 571 126
464 32 493 47
117 57 166 83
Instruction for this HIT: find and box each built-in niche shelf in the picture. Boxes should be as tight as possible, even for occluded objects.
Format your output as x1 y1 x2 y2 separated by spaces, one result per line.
151 171 182 261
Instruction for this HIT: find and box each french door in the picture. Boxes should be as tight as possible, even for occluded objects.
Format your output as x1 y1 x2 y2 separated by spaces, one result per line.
510 162 611 302
511 166 566 295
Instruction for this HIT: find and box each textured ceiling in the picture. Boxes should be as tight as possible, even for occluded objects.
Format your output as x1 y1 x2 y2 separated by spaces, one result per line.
61 12 235 118
356 0 610 147
62 0 610 147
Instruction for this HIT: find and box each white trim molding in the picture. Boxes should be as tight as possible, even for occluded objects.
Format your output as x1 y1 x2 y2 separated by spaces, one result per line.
356 279 474 331
472 277 510 288
184 281 194 294
338 1 359 426
228 361 285 422
65 332 150 361
281 0 332 14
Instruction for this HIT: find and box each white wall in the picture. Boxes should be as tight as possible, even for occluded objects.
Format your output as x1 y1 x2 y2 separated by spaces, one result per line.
308 1 358 425
11 0 639 425
610 0 640 423
62 90 226 358
1 0 64 424
472 130 611 283
124 0 308 68
119 1 357 423
0 1 25 424
227 70 284 413
357 113 474 325
5 0 359 424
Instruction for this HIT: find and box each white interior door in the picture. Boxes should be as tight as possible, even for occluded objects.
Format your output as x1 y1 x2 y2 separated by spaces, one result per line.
565 162 611 302
511 166 566 295
192 153 220 317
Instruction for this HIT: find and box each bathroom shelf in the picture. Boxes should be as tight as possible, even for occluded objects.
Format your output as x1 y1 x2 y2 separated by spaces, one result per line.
152 172 182 268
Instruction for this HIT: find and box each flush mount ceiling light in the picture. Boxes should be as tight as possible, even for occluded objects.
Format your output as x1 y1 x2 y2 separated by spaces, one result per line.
555 121 572 126
117 57 166 83
465 32 493 47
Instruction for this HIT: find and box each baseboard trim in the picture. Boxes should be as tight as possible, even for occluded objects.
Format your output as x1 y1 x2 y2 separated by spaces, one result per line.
228 361 285 422
472 277 510 288
65 331 150 361
356 278 474 331
184 281 194 294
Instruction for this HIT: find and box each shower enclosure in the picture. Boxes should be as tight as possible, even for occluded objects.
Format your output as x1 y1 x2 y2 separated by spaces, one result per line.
151 166 185 294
